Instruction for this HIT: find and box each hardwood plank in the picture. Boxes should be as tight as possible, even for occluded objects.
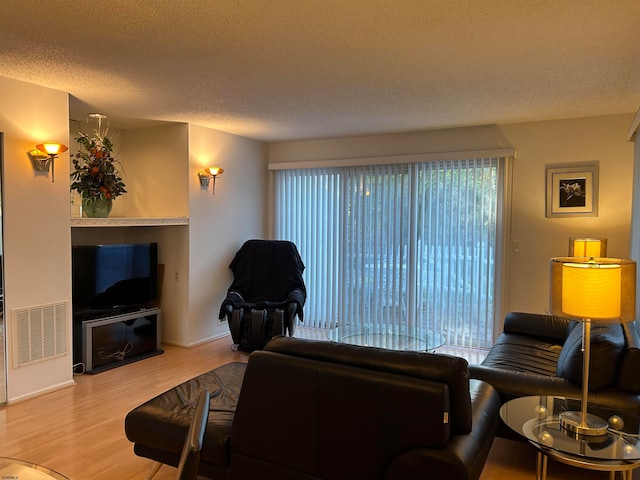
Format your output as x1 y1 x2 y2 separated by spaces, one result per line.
0 336 247 480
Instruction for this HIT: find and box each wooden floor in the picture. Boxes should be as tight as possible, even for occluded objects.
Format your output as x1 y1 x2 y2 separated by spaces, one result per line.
0 333 634 479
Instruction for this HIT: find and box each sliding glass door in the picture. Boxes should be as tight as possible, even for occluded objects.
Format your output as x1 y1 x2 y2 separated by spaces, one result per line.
0 133 6 404
275 156 505 350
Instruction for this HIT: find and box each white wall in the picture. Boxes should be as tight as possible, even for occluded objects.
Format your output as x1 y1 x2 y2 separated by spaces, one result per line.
269 124 513 163
121 124 190 218
502 113 635 314
187 124 268 346
0 76 74 402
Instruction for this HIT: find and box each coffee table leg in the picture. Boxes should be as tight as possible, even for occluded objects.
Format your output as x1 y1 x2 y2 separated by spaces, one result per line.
609 469 634 479
536 451 548 480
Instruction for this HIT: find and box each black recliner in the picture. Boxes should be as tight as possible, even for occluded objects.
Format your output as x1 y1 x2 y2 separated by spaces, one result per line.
218 239 306 351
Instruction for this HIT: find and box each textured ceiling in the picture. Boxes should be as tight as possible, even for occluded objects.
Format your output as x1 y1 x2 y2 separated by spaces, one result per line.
1 0 639 142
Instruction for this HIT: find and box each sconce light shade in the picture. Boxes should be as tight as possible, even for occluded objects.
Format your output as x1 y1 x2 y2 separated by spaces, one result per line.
29 142 68 183
568 237 607 257
198 166 224 194
36 142 68 156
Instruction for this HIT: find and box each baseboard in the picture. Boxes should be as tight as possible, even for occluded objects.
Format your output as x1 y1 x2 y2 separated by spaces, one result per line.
8 379 76 405
161 331 231 349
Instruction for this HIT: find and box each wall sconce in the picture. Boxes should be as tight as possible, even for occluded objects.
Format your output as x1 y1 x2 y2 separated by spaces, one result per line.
198 166 224 194
569 237 607 257
28 142 68 183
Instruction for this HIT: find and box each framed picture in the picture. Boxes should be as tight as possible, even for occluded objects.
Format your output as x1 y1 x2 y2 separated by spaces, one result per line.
545 164 598 218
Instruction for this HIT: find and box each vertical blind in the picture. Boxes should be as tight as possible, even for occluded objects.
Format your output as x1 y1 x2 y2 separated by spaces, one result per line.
275 157 502 349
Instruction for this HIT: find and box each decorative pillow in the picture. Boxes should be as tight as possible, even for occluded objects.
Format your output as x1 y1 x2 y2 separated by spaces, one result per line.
556 322 624 391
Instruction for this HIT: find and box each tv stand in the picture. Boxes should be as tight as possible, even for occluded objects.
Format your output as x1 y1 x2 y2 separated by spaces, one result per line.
80 308 163 373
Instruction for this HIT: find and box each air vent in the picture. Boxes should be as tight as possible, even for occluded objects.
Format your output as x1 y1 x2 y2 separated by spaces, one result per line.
12 302 68 367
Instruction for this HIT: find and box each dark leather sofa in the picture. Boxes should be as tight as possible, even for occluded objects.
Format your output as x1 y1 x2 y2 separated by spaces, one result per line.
469 312 640 419
126 336 501 480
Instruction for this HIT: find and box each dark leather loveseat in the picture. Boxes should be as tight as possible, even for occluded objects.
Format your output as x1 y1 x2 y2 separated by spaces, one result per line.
126 336 501 479
469 312 640 419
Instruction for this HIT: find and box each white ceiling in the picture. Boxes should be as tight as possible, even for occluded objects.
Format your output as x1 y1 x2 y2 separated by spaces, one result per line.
1 1 639 142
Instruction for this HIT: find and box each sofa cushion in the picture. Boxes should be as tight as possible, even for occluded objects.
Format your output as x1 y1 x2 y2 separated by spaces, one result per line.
556 322 624 391
617 322 640 393
125 361 246 469
476 333 562 377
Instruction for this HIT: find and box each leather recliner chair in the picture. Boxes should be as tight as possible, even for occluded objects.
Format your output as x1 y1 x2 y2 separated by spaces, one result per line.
218 239 306 351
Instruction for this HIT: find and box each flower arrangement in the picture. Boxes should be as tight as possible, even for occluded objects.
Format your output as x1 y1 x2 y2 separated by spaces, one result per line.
70 126 127 205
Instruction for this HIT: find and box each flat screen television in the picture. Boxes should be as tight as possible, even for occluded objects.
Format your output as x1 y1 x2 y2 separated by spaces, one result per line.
72 243 159 322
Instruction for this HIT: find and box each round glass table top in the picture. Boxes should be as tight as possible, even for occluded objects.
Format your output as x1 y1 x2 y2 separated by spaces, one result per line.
500 396 640 461
0 457 69 480
327 323 446 352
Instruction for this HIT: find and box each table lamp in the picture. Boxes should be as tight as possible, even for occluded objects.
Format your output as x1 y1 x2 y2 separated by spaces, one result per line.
549 256 636 436
568 237 607 257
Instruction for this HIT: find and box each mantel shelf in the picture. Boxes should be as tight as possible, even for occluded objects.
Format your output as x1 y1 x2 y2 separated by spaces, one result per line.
71 217 189 227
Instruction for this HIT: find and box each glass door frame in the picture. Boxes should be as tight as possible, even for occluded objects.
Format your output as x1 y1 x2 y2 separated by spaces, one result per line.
0 132 7 405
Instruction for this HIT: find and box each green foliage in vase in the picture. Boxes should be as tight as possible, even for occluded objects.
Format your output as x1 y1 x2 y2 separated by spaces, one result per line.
70 127 127 200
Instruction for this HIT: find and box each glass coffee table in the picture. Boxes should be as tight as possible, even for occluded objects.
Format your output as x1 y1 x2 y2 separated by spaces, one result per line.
0 457 69 479
500 396 640 480
327 323 445 352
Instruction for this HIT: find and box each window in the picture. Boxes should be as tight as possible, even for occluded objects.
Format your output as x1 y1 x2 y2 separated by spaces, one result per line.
275 156 505 349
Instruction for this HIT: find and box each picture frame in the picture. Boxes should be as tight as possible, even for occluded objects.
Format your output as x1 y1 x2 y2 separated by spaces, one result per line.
545 163 598 218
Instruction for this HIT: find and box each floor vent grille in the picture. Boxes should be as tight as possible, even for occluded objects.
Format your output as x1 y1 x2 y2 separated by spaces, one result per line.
12 302 68 367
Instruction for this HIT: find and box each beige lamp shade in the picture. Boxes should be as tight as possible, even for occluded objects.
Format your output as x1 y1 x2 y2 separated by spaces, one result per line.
549 257 636 323
568 237 607 257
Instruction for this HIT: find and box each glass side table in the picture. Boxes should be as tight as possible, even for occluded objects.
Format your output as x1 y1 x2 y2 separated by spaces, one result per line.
327 323 446 352
500 396 640 480
0 457 69 480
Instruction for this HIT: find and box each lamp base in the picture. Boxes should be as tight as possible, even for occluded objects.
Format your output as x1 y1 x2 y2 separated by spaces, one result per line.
559 410 608 436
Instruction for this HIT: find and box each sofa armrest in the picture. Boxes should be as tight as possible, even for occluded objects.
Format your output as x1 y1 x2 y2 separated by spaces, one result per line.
617 322 640 393
503 312 571 342
383 380 500 480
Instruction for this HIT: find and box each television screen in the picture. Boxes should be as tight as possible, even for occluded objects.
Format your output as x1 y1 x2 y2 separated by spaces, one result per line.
72 243 158 321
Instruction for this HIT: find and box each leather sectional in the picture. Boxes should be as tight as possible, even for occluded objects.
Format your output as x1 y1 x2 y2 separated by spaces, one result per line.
469 312 640 418
126 336 501 479
126 312 640 478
